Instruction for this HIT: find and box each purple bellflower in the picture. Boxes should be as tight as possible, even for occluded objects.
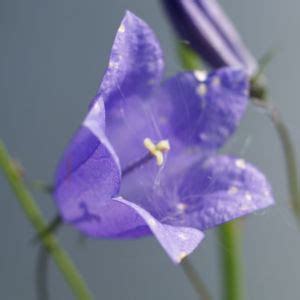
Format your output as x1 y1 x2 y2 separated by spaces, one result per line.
161 0 257 76
54 12 273 263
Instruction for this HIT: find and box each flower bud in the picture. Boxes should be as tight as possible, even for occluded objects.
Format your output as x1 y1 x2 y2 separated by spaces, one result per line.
161 0 257 76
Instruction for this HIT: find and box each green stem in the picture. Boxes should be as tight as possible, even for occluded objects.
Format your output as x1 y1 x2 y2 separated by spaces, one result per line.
32 215 62 244
29 180 54 193
0 141 93 300
219 220 244 300
253 99 300 221
36 246 50 300
181 258 212 300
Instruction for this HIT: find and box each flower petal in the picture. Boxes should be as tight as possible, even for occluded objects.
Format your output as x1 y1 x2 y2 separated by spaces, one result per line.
174 155 274 230
67 197 150 238
161 0 257 76
97 11 164 107
105 93 165 170
158 67 249 150
54 97 122 235
114 197 204 263
96 11 165 169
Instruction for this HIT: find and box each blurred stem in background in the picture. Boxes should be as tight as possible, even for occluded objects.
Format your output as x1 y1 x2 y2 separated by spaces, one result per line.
0 140 93 300
36 246 50 300
251 59 300 224
177 41 244 300
181 258 212 300
218 220 244 300
253 97 300 220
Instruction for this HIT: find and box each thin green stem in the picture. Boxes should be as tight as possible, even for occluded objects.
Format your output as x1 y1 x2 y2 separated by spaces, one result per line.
181 258 212 300
253 99 300 221
28 180 54 193
0 140 93 300
218 220 244 300
31 215 62 244
36 246 50 300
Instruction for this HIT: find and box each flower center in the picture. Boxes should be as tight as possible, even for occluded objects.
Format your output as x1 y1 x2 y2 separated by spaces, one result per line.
122 138 170 177
143 138 170 166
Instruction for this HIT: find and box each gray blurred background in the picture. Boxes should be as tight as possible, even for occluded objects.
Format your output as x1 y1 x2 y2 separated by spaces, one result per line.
0 0 299 299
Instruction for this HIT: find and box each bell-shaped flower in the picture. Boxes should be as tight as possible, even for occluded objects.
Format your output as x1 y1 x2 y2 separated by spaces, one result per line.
54 12 273 263
161 0 257 76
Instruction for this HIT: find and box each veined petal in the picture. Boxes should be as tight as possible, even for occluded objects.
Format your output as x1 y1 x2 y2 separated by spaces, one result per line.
114 197 204 263
97 11 165 169
158 67 249 150
161 0 257 76
97 11 164 107
54 97 122 235
105 93 166 170
174 155 274 230
67 197 150 238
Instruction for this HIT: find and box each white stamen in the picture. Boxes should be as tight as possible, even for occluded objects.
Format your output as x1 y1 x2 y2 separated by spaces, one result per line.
178 233 188 240
197 83 207 96
118 24 125 33
194 70 207 82
93 102 101 114
109 62 118 69
176 202 187 212
228 186 239 195
212 76 221 87
235 159 246 169
148 218 156 227
245 192 253 201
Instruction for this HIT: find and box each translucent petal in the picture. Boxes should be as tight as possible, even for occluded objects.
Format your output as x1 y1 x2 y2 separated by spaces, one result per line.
172 155 274 230
114 197 204 263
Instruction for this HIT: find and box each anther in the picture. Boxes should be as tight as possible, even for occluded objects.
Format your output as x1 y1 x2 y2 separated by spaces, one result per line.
143 138 170 166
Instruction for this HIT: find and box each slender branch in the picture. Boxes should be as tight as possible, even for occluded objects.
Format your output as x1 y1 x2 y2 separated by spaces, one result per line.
253 98 300 220
218 220 244 300
0 140 93 300
36 246 50 300
29 180 54 193
31 215 62 244
181 258 212 300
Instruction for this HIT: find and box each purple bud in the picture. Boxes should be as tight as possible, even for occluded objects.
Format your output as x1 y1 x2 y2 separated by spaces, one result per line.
161 0 257 76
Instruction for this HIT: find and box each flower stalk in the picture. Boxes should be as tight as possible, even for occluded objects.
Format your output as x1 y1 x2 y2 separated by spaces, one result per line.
181 258 212 300
218 220 244 300
36 246 50 300
0 140 93 300
252 97 300 222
